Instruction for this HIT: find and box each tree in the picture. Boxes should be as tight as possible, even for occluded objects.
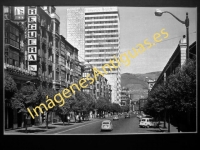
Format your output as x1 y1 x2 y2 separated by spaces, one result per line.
84 92 96 113
4 71 17 100
37 87 57 128
54 89 75 125
11 83 40 133
143 58 196 132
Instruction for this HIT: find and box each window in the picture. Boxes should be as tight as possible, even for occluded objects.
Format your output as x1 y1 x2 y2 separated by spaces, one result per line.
60 56 65 65
55 23 59 34
55 38 59 48
56 55 59 64
8 25 19 48
61 71 66 79
56 71 59 80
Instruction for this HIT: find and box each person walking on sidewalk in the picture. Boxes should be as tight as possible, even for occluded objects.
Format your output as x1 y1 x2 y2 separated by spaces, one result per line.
67 115 70 124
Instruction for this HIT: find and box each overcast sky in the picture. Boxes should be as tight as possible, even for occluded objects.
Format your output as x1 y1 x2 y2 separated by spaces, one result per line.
55 6 197 74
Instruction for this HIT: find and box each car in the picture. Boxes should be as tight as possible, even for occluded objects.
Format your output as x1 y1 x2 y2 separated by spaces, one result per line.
137 114 143 119
125 113 130 118
101 120 113 131
144 115 153 118
113 115 119 120
139 118 154 128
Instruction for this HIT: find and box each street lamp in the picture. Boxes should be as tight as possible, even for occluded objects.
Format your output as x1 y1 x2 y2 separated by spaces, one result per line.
155 9 189 60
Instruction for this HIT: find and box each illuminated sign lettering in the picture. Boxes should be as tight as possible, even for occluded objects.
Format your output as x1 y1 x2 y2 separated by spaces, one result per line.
27 6 37 74
28 47 37 53
14 7 25 20
28 65 37 71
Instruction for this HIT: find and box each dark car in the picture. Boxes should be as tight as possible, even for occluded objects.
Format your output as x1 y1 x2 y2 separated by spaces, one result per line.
125 113 130 118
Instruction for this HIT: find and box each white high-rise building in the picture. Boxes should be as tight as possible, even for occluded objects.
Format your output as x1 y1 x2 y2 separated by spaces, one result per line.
66 7 121 104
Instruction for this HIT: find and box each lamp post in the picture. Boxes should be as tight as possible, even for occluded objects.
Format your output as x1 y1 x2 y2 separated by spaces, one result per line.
155 9 189 60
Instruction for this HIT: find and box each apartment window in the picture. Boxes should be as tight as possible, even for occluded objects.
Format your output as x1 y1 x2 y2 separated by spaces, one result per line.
56 71 59 80
8 51 19 67
61 70 66 79
8 25 19 48
56 55 59 64
85 15 118 20
55 23 59 34
55 38 59 48
97 84 100 89
60 56 65 66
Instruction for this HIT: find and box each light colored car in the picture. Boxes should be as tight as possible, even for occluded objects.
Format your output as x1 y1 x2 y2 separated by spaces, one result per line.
139 118 154 128
101 120 113 131
113 115 119 120
125 113 131 118
137 114 143 119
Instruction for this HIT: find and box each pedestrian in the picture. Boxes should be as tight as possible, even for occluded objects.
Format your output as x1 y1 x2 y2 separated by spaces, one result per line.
78 115 81 123
76 114 79 123
67 115 70 124
80 115 82 122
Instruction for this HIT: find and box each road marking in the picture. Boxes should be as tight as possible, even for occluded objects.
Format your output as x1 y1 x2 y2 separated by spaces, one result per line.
54 120 102 134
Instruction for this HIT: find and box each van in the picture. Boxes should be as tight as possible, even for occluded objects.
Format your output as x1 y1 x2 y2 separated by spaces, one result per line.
139 118 154 128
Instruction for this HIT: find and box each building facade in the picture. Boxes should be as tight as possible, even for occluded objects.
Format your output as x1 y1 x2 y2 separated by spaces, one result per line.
66 7 85 61
4 6 85 129
66 7 121 104
121 87 130 106
82 64 112 101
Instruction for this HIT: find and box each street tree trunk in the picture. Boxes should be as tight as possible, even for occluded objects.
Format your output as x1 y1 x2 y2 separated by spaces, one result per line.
187 109 191 131
177 111 180 132
46 112 49 129
164 109 166 128
168 111 170 132
25 114 28 133
62 114 65 125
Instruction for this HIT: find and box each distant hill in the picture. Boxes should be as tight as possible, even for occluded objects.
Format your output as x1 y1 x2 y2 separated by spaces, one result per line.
121 71 161 101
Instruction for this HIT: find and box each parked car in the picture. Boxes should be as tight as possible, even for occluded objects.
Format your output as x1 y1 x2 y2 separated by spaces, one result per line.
139 118 154 128
83 114 90 121
137 114 143 119
113 115 119 120
101 120 113 131
125 113 131 118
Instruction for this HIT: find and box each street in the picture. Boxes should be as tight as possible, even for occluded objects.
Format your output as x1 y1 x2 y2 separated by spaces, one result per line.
43 114 164 135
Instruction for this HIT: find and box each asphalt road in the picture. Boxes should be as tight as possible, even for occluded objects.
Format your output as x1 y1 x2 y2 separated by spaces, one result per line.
49 114 160 135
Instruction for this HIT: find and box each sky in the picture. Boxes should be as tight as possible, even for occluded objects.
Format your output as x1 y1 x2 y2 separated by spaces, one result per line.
55 6 197 74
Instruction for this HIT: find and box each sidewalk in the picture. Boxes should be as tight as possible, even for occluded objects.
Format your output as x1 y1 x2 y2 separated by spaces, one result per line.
4 117 101 135
147 121 181 133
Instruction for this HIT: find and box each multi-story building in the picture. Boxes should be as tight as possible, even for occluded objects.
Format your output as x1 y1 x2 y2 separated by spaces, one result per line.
4 6 85 129
66 7 85 61
4 6 62 128
82 64 112 101
4 6 38 129
66 7 121 104
121 87 130 106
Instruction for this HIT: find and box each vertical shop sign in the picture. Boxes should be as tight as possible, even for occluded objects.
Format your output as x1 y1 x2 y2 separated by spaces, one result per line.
27 6 38 72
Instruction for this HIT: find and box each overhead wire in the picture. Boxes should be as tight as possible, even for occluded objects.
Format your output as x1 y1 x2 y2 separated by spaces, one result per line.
75 31 197 66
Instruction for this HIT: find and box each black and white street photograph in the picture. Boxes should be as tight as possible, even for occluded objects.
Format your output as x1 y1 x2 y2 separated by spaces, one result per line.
3 5 197 135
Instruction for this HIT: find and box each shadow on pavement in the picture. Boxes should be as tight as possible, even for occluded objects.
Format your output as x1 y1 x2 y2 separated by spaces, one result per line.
146 127 168 133
16 129 47 133
52 123 74 126
100 130 112 132
36 126 57 129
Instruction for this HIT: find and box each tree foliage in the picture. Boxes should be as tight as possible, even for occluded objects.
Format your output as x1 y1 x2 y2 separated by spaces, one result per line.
143 58 196 131
4 71 17 100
